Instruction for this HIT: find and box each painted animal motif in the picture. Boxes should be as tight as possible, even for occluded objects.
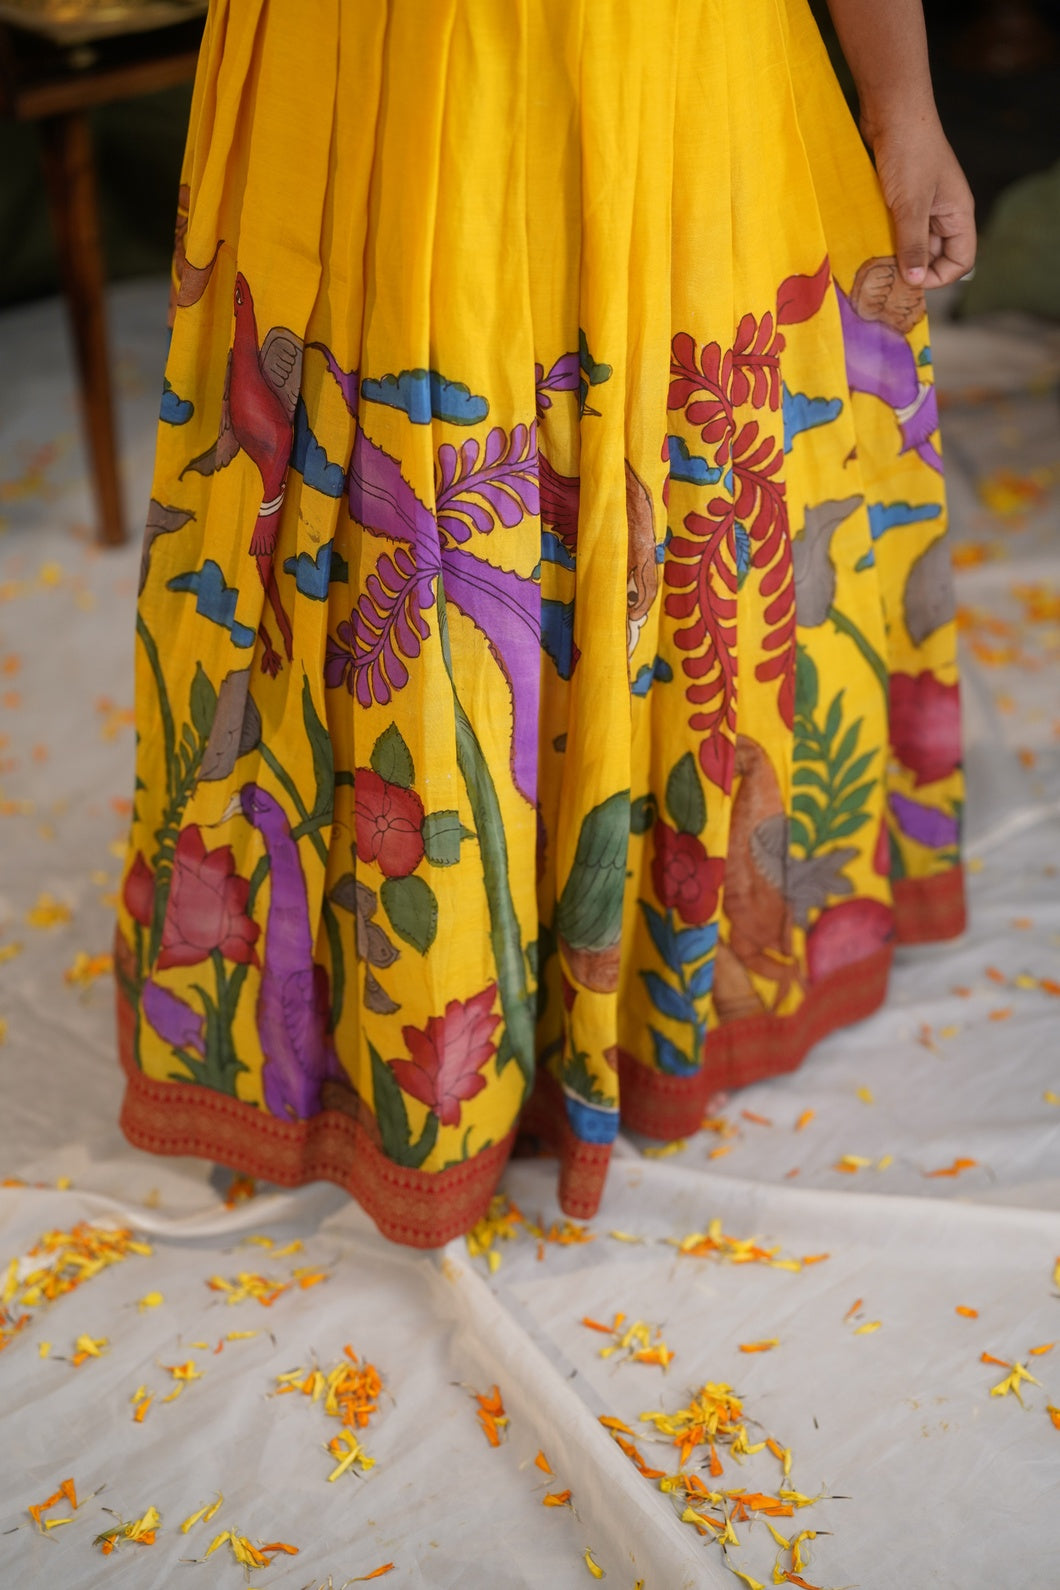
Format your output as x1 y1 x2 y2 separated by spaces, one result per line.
221 782 338 1118
183 272 304 676
837 257 942 474
538 454 660 664
714 734 802 1017
625 459 660 663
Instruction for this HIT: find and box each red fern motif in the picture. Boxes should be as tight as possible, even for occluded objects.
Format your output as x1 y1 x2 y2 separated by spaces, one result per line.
666 308 798 786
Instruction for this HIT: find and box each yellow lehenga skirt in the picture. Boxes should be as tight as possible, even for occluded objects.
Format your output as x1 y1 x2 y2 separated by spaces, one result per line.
115 0 966 1246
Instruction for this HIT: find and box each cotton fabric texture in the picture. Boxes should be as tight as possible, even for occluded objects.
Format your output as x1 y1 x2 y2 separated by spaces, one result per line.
115 0 966 1247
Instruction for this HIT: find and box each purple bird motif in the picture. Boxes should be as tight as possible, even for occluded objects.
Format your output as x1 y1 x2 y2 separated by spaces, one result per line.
220 782 339 1119
837 257 942 474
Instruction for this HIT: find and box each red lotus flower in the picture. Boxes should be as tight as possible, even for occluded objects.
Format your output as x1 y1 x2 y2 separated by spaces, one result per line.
651 819 725 926
157 825 260 970
389 982 501 1128
806 898 893 984
889 672 961 787
354 768 425 878
122 851 155 928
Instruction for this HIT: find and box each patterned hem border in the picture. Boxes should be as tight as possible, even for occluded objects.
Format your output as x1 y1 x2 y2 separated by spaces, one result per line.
617 945 893 1143
893 865 967 943
116 980 515 1250
515 1068 614 1221
116 868 965 1240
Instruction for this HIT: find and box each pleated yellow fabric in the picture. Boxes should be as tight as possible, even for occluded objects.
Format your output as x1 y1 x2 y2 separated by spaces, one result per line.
116 0 966 1246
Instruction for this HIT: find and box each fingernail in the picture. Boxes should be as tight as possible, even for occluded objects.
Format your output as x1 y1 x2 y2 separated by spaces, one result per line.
905 267 926 285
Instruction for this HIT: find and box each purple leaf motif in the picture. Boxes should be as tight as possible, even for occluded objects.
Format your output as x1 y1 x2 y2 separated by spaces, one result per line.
325 542 436 707
142 977 205 1055
535 352 581 412
349 428 441 554
309 340 359 417
331 432 442 707
890 792 960 850
436 423 539 543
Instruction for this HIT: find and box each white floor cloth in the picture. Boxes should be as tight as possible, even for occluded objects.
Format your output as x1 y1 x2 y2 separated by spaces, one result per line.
0 281 1058 1589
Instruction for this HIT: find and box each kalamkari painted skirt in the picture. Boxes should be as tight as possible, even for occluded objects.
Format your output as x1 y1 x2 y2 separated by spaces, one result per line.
115 0 966 1246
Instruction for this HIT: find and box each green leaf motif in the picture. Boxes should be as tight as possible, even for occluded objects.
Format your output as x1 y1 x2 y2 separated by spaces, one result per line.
561 1049 613 1107
630 792 657 835
371 723 415 789
555 790 630 952
189 663 217 741
302 675 334 825
422 809 463 867
381 874 438 954
369 1039 439 1168
795 646 819 716
791 685 877 859
665 752 706 836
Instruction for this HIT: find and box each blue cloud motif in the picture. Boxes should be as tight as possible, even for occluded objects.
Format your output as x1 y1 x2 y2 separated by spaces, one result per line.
160 377 193 426
360 368 489 426
166 560 254 647
283 541 348 600
667 434 722 486
783 384 843 451
857 499 943 572
654 526 672 563
541 597 575 679
540 529 576 570
735 523 751 579
868 500 943 542
290 397 345 497
563 1093 620 1145
631 655 674 696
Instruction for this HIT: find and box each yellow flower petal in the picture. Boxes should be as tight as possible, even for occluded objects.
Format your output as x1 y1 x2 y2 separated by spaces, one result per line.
854 1321 882 1335
584 1548 605 1578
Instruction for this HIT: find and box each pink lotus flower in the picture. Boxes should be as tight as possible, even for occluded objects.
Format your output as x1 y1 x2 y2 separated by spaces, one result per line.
651 820 725 926
354 768 425 878
806 898 893 984
389 982 500 1127
889 672 961 787
157 825 260 970
122 851 155 928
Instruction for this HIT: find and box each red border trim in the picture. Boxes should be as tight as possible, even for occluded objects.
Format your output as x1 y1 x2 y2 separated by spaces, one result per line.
116 981 515 1250
617 945 893 1143
116 867 965 1241
893 866 967 944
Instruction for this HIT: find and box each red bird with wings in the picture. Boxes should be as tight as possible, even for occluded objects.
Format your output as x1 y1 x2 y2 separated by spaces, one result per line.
182 271 303 676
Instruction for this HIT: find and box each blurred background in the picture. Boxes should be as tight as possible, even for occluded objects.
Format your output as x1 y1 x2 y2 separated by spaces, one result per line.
0 0 1059 315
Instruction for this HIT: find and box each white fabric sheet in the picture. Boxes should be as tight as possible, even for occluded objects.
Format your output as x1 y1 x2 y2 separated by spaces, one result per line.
0 281 1058 1588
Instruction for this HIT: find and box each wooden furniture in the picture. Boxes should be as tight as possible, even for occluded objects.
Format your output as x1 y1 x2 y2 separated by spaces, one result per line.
0 5 206 545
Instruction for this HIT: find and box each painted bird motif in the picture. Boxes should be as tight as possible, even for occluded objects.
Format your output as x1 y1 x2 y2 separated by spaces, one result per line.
221 781 339 1119
183 272 303 677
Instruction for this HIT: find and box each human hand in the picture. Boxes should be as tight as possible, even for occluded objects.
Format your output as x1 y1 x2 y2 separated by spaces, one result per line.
865 115 977 290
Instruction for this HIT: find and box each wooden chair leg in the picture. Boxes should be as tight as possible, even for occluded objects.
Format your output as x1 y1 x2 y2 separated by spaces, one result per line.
39 110 126 546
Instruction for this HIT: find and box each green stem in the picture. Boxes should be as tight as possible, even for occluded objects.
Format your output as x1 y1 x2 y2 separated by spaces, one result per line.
828 605 888 697
322 896 345 1030
258 741 327 864
437 584 534 1097
136 612 176 801
210 947 245 1094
